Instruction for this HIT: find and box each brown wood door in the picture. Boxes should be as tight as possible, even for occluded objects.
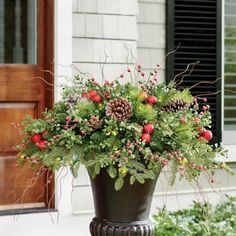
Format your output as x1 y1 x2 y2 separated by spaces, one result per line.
0 0 54 211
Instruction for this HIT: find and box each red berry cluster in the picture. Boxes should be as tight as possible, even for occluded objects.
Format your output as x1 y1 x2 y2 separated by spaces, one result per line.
83 90 102 103
141 123 155 144
31 134 47 150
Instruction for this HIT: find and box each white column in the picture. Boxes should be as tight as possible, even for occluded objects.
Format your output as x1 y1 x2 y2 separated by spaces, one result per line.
54 0 73 215
0 0 5 63
13 0 23 63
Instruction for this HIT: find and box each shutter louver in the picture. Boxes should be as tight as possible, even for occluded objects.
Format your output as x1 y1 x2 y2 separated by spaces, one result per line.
166 0 222 144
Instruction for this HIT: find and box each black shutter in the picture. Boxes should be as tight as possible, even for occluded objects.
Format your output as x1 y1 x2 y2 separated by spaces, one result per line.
166 0 222 144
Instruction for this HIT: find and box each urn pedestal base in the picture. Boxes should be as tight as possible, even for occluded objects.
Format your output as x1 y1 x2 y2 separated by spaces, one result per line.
90 217 153 236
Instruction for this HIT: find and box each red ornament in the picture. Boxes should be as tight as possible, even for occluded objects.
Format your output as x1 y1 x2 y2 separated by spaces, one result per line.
82 92 88 98
141 133 151 144
92 94 102 103
88 90 98 98
37 140 47 150
143 124 155 134
197 127 205 135
202 130 213 141
31 134 42 143
146 96 158 105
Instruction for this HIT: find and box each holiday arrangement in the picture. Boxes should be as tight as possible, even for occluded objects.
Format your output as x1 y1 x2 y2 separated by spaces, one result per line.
16 65 229 190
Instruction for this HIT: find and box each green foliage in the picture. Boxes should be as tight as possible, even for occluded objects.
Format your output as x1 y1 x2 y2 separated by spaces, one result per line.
134 103 157 121
153 195 236 236
15 67 233 191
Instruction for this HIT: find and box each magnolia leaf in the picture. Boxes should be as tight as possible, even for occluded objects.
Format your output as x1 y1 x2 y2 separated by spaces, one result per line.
94 162 101 175
135 174 145 184
130 175 136 185
107 165 117 178
115 177 124 191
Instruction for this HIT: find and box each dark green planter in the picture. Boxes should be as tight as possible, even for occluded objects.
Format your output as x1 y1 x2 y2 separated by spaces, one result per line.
89 169 158 236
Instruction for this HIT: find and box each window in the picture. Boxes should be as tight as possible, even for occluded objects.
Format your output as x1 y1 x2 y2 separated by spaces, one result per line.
0 0 37 64
224 0 236 131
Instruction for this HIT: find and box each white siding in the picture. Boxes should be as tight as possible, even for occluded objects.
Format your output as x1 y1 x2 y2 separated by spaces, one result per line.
72 0 138 83
137 0 166 82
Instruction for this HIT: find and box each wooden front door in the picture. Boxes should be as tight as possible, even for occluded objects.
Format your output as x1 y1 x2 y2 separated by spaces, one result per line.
0 0 54 212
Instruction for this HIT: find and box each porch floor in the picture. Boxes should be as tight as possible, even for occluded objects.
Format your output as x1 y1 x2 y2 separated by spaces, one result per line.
0 212 91 236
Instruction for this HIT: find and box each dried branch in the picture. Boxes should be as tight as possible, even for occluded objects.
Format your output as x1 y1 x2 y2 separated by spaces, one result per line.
189 77 222 90
71 64 93 79
174 61 200 85
165 43 180 59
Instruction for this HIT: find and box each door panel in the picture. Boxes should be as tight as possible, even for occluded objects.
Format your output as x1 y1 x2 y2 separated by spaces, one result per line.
0 102 37 151
0 0 54 211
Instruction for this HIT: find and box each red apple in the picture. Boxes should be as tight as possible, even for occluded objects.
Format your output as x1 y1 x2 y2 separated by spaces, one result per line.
141 133 151 144
31 134 42 143
143 124 155 134
92 94 102 103
146 96 158 105
88 90 98 98
202 130 213 141
197 127 205 135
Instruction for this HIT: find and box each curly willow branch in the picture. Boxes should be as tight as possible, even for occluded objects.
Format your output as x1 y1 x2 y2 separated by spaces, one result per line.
174 61 200 85
99 48 109 84
71 64 93 79
165 43 180 59
189 77 222 90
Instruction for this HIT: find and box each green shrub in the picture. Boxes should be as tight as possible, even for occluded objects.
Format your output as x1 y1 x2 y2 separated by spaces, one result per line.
153 195 236 236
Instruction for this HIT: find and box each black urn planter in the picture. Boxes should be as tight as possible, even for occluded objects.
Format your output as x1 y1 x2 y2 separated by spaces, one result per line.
89 169 158 236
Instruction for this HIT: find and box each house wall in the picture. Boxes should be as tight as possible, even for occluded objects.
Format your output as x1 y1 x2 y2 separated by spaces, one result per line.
137 0 166 83
72 0 138 81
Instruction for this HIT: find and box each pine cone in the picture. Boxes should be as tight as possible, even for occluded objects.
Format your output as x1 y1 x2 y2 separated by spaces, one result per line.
88 116 103 129
162 99 190 112
106 98 133 121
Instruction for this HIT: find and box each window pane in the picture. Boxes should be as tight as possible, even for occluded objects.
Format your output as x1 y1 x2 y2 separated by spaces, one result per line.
0 0 37 64
224 0 236 130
